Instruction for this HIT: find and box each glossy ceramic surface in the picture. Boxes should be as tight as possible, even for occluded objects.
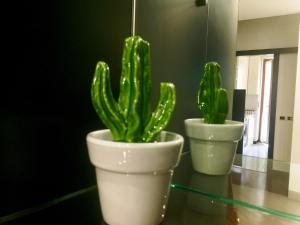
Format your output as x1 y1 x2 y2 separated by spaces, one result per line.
91 36 176 143
86 129 184 225
185 119 244 175
197 62 229 124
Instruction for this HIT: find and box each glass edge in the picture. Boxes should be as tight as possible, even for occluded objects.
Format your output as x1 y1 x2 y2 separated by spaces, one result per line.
170 183 300 222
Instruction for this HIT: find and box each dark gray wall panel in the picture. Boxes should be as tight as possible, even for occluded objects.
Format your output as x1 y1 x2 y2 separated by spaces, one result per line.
206 0 239 118
136 0 208 135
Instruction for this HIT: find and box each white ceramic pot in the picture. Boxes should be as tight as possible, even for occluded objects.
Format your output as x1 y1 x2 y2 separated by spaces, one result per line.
86 129 184 225
184 119 244 175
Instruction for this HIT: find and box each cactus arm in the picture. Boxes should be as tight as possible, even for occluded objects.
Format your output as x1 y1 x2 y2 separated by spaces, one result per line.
118 37 135 118
197 62 228 124
119 37 152 126
118 37 152 142
91 62 126 141
125 39 142 142
139 39 152 129
92 36 176 142
215 88 228 124
197 74 210 122
141 83 176 142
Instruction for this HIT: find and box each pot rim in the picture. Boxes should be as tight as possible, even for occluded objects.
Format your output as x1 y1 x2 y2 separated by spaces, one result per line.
184 118 244 127
184 118 244 141
86 129 184 173
86 129 184 147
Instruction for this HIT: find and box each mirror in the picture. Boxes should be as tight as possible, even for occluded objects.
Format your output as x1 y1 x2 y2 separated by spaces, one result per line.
233 0 300 205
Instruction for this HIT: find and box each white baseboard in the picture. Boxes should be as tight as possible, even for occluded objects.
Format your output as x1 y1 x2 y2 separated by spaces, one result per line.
288 190 300 202
289 163 300 199
272 160 290 172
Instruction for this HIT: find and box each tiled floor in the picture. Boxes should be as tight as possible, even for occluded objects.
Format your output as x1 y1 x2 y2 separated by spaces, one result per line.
234 154 268 172
233 154 290 194
243 143 268 158
234 154 290 173
232 154 300 223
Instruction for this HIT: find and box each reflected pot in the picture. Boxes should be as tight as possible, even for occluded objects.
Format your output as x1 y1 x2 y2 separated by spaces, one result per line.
181 173 231 225
86 130 184 225
186 172 229 215
185 119 244 175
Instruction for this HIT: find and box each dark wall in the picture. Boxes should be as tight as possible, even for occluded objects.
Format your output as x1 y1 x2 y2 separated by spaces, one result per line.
232 89 246 154
1 0 131 216
206 0 239 118
1 0 239 221
135 0 208 136
135 0 239 136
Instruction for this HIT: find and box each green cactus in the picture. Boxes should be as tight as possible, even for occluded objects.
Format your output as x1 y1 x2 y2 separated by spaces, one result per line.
197 62 229 124
91 36 176 142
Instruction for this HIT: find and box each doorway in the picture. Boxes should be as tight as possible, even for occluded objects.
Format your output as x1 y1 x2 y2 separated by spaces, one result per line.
235 48 298 161
236 54 274 159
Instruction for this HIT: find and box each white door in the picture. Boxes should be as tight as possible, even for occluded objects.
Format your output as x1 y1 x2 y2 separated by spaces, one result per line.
274 53 298 162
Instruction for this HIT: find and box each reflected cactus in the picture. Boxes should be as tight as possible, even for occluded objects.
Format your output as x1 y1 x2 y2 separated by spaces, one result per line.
91 36 176 142
197 62 228 124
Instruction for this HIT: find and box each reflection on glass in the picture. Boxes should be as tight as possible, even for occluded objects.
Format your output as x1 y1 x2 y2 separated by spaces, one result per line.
171 153 300 222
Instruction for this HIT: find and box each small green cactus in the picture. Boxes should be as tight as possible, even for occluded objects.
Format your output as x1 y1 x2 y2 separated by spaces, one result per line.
91 36 176 142
197 62 229 124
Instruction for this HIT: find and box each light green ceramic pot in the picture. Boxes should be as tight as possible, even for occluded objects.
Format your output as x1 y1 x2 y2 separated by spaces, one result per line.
185 119 244 175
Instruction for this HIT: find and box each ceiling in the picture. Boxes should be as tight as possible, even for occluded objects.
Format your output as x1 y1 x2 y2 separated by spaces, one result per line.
239 0 300 20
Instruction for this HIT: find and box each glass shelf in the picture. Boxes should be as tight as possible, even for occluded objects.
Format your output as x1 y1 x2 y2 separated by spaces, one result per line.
2 152 300 225
164 188 300 225
3 185 299 225
171 152 300 222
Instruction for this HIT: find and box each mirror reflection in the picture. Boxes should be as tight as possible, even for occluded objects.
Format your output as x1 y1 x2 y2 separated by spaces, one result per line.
232 0 300 217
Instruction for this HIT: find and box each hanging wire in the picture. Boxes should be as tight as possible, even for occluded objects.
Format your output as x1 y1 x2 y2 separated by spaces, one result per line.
131 0 136 36
205 0 209 62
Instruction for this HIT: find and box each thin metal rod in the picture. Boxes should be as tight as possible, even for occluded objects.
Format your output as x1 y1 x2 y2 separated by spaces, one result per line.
205 1 209 62
132 0 136 36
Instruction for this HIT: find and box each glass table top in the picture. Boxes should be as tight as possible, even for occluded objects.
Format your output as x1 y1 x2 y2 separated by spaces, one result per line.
172 152 300 221
3 186 299 225
2 152 300 225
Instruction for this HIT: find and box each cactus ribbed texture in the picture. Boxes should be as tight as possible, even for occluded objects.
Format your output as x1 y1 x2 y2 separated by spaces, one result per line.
91 36 176 142
197 62 229 124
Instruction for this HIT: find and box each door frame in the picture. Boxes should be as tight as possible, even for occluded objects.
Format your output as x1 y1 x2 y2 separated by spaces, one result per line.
257 58 272 143
236 47 298 159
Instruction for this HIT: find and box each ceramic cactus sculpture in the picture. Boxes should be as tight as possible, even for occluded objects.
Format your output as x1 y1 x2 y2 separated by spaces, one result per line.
91 36 176 142
197 61 228 124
